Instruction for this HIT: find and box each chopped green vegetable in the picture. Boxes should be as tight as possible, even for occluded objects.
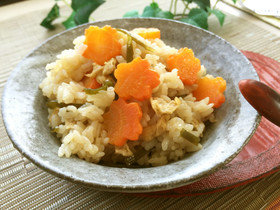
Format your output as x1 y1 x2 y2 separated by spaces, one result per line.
84 79 114 95
180 128 200 145
124 147 148 166
46 101 83 109
40 3 60 30
84 87 107 95
100 145 148 168
116 28 156 53
126 35 134 62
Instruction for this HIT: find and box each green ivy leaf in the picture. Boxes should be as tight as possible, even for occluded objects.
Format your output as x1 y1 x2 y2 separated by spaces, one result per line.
193 0 210 11
123 10 140 18
62 11 77 29
180 8 208 29
141 2 161 17
208 8 225 26
141 6 155 17
40 3 60 30
71 0 105 25
232 0 237 3
150 2 160 10
156 11 174 19
140 2 173 19
180 18 200 28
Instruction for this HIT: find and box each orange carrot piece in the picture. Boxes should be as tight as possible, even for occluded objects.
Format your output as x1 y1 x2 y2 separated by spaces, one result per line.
114 57 160 101
132 28 161 39
82 25 122 65
103 98 143 146
166 48 201 85
82 76 101 89
192 77 226 108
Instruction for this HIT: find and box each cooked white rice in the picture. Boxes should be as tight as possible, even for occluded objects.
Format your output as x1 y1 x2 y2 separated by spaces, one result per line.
39 26 217 167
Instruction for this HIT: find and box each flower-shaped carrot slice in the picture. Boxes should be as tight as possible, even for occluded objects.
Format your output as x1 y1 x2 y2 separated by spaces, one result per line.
103 98 143 146
131 28 161 39
167 48 201 85
82 25 122 65
192 77 226 108
114 57 160 101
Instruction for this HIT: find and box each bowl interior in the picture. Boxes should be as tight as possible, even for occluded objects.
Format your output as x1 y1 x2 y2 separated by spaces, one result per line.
1 18 260 192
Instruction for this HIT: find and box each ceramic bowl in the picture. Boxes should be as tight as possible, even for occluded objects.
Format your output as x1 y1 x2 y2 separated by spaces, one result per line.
1 18 260 192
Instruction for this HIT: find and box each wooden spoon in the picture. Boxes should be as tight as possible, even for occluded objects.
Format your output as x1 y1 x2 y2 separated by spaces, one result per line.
239 79 280 127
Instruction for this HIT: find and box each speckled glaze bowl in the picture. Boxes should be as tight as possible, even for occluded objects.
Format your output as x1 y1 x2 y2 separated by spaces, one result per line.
1 18 260 193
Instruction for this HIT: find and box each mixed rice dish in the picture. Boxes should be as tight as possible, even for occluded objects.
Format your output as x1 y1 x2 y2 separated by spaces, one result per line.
39 25 226 167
